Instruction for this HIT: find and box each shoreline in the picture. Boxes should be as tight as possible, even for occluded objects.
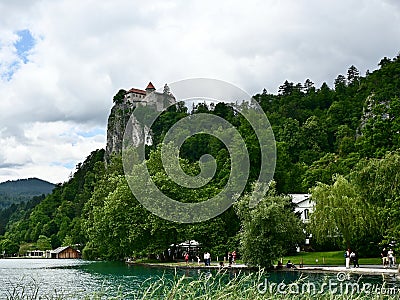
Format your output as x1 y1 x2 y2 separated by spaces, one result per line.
128 261 258 271
128 261 400 277
294 265 399 276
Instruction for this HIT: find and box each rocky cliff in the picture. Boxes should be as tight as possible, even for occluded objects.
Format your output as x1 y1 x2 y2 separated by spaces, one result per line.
105 84 175 162
105 101 134 162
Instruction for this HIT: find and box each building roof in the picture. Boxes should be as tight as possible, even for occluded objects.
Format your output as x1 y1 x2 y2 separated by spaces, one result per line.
145 82 155 90
51 246 71 254
289 193 311 204
126 88 146 95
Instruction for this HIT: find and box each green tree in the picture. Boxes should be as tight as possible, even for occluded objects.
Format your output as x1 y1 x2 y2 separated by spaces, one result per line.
62 235 73 247
351 151 400 252
309 175 375 249
334 74 347 94
36 235 52 250
302 153 359 189
1 238 19 256
235 183 303 268
113 89 126 104
278 80 294 96
347 65 360 85
299 116 328 164
304 79 315 94
18 242 35 256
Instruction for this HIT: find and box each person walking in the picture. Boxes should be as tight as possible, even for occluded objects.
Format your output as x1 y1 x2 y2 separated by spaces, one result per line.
381 248 388 268
232 250 236 264
345 249 351 269
388 249 395 268
228 252 233 266
204 252 211 266
351 251 359 268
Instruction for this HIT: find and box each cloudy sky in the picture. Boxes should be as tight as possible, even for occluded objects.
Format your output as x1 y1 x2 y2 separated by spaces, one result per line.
0 0 399 184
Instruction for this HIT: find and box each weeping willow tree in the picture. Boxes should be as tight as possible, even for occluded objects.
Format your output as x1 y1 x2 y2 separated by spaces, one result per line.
351 151 400 253
309 175 377 249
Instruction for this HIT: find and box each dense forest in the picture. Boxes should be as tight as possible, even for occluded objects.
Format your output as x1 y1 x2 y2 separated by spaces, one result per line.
0 178 55 209
1 54 400 266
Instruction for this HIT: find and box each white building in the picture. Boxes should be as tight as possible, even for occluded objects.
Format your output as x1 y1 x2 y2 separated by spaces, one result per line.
289 193 313 223
290 194 314 248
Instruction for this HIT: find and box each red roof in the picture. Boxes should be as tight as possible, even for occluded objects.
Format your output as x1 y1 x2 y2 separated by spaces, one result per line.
126 88 146 95
146 82 155 90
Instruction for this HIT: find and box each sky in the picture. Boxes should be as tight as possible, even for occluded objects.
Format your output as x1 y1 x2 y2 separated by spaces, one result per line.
0 0 400 184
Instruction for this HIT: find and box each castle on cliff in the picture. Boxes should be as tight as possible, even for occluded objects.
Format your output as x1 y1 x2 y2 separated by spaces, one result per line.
124 82 175 111
105 82 176 160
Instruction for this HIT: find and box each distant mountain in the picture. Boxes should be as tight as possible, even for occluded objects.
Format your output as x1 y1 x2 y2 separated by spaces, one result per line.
0 178 55 209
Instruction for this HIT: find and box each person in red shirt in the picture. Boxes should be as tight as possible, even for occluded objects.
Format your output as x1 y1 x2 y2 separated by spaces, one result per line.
232 251 237 264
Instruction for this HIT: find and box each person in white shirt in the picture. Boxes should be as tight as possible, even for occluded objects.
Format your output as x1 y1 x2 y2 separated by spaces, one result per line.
388 249 395 268
345 249 351 269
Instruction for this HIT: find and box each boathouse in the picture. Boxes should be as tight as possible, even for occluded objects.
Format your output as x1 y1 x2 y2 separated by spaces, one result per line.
49 246 80 259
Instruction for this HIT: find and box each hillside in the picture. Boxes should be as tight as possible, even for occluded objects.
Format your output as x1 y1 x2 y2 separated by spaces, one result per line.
1 53 400 259
0 178 55 209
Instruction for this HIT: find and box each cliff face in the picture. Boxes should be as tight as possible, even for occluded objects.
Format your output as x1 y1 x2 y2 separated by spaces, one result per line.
105 86 175 161
105 101 135 162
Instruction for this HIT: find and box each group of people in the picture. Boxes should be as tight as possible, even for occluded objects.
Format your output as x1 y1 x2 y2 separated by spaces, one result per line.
345 247 397 269
275 260 297 269
381 247 396 268
344 249 359 268
184 252 210 265
183 251 238 266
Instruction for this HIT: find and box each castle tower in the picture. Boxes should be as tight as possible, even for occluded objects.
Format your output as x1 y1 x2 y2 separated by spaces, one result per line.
145 82 156 95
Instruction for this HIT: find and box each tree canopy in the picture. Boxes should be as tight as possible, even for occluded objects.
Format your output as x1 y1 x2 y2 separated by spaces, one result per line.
2 54 400 262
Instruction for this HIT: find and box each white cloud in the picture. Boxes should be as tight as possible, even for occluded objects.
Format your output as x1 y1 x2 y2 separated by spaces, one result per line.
0 121 105 183
0 0 400 183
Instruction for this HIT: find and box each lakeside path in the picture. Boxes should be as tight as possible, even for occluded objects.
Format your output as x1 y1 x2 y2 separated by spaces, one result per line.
129 262 399 276
297 265 399 276
129 262 253 270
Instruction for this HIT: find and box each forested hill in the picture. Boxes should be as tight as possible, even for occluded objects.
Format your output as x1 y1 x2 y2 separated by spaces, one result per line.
254 55 400 193
1 53 400 260
0 178 55 209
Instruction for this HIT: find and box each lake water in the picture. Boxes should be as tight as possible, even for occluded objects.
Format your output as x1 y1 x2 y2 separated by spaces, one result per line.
0 259 171 299
1 259 399 299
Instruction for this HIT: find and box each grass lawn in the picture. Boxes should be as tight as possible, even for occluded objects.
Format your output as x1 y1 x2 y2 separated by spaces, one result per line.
279 251 382 266
134 251 383 267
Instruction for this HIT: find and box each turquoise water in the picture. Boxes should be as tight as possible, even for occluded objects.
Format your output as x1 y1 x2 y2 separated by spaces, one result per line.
0 259 172 298
0 259 399 299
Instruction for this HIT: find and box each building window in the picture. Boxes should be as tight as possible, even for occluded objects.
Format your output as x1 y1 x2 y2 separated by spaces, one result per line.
304 209 309 220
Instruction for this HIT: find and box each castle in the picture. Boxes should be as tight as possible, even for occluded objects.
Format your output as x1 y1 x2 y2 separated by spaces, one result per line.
105 82 176 160
124 82 175 111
